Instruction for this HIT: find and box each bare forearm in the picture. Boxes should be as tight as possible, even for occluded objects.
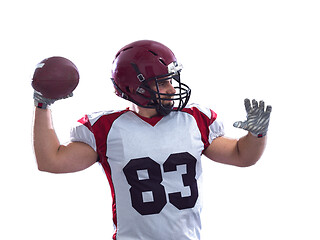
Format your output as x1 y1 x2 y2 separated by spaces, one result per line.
33 107 61 171
236 133 267 166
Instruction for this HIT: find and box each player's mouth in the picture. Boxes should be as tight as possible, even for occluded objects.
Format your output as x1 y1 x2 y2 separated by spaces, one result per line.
162 99 174 108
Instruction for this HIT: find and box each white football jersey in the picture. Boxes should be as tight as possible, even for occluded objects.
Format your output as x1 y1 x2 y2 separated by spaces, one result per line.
70 103 224 240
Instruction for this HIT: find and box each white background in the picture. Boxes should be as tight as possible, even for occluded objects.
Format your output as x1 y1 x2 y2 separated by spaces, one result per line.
1 0 319 239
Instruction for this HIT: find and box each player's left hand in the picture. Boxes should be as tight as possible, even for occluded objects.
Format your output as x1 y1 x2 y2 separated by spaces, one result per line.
233 98 272 138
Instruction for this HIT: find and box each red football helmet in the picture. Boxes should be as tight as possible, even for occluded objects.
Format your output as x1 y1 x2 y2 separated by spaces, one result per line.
111 40 191 115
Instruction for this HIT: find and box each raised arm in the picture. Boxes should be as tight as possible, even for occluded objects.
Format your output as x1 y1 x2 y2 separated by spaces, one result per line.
33 107 98 173
204 133 267 167
204 99 272 167
31 57 98 173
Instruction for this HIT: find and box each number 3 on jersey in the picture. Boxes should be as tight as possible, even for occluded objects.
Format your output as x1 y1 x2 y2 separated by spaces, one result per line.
123 152 199 215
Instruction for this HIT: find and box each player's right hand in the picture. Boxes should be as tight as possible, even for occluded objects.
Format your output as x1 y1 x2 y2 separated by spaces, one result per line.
33 90 73 109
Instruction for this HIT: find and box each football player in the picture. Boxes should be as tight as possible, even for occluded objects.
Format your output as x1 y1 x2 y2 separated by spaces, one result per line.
32 40 271 240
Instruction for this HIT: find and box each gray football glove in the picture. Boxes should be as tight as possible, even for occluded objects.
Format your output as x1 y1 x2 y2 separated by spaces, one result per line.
34 90 73 109
233 98 272 138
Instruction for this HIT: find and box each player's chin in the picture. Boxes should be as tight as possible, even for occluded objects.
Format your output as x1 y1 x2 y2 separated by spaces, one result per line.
162 101 174 108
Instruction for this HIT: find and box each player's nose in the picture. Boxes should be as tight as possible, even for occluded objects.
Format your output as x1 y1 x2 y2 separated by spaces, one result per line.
166 82 176 95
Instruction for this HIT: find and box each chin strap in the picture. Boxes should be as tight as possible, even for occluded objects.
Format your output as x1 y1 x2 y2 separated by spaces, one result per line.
130 63 146 82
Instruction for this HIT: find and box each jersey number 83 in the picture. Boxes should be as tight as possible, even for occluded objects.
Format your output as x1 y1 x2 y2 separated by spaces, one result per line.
123 152 199 215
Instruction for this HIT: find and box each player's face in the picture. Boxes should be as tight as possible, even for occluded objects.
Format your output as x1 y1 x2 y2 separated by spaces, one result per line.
150 78 176 106
133 78 177 118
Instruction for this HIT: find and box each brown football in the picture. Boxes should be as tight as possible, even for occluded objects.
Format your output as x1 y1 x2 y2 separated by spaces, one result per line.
32 56 79 99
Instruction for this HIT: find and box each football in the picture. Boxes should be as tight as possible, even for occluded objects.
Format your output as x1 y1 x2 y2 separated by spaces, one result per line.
32 56 79 99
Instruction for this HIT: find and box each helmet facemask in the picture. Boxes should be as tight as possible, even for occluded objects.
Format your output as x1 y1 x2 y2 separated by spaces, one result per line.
134 62 191 116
